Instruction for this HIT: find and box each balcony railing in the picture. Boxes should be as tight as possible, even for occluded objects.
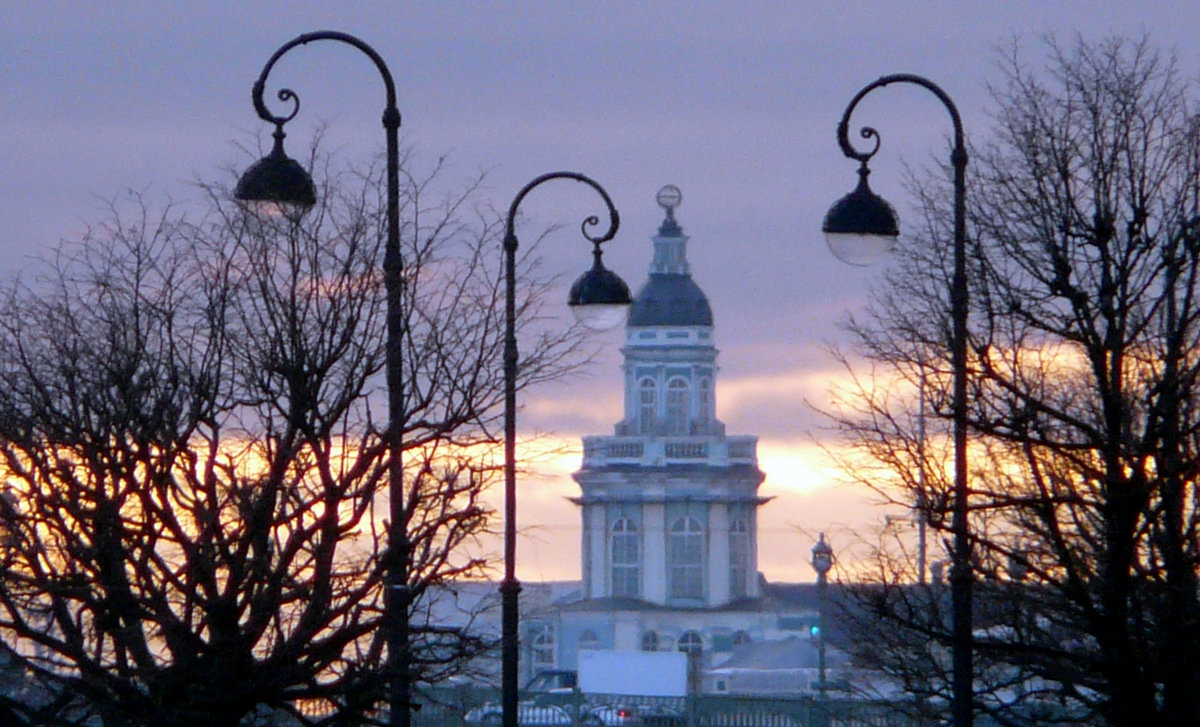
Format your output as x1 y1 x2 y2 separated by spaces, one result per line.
581 435 758 468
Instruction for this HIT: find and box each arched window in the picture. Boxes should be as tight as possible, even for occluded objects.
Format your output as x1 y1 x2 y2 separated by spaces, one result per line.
641 630 659 652
611 518 640 598
638 378 657 435
729 519 750 599
578 630 599 651
668 517 704 600
666 378 689 434
531 624 555 671
696 377 712 429
677 630 704 656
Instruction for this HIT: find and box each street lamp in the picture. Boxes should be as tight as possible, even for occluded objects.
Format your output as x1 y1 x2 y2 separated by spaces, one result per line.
822 74 972 727
235 31 411 727
501 172 630 727
811 533 833 699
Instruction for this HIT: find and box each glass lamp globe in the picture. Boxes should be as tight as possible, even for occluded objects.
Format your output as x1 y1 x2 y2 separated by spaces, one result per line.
568 252 632 331
235 133 316 222
822 167 898 266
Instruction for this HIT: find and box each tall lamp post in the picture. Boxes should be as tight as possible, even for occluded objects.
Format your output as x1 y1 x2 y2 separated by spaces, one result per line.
821 74 971 727
233 31 412 727
501 172 631 727
811 533 833 699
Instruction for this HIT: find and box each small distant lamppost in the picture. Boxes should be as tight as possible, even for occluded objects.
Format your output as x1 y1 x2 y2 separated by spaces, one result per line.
500 172 631 727
822 74 972 727
811 533 834 697
234 31 411 727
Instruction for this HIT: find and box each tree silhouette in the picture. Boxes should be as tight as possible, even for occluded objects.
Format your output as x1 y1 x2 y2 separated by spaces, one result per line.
0 151 589 727
828 36 1200 727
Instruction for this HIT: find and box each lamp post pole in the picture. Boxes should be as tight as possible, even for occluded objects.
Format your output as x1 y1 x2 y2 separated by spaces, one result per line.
234 31 410 727
811 533 833 699
501 173 630 727
822 74 971 727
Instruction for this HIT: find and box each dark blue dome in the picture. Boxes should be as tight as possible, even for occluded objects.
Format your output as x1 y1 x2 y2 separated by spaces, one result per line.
627 274 713 327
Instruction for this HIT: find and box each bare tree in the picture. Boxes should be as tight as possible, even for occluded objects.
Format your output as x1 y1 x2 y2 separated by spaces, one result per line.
827 36 1200 726
0 151 589 727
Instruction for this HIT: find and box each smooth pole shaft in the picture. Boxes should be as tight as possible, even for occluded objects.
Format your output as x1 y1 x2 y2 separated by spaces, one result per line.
948 122 971 727
501 221 521 727
818 570 827 696
384 103 407 727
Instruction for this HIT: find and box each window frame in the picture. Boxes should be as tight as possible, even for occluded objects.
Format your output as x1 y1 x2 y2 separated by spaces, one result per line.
668 516 704 600
729 518 750 599
610 517 640 598
665 377 689 434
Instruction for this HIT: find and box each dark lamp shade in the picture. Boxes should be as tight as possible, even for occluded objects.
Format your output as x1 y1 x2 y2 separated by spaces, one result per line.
568 262 632 331
235 147 317 221
822 173 898 267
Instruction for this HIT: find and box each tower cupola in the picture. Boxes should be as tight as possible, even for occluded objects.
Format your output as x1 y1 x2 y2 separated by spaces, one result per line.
627 185 714 328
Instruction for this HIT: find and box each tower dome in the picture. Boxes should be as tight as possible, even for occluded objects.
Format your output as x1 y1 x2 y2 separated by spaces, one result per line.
626 277 713 327
626 185 713 328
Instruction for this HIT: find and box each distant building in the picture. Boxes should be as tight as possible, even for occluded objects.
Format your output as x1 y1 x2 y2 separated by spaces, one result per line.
515 187 839 695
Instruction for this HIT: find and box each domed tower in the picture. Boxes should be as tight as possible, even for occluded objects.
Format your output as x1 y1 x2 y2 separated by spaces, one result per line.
573 186 767 609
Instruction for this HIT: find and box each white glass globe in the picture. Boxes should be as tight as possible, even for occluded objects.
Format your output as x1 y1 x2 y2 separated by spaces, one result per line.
570 302 629 331
823 230 895 267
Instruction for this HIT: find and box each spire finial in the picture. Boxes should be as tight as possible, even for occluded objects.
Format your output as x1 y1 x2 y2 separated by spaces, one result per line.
655 184 684 236
656 184 682 220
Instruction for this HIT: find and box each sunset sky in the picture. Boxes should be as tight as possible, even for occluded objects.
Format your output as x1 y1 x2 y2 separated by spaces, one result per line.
2 1 1197 583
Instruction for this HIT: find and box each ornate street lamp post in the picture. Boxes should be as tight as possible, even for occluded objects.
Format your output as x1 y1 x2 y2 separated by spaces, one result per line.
811 533 833 699
501 172 631 727
234 31 411 727
822 74 972 727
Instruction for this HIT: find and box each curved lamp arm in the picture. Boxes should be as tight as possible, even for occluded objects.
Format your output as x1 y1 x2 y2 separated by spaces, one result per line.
836 73 964 168
503 171 620 250
250 30 400 134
